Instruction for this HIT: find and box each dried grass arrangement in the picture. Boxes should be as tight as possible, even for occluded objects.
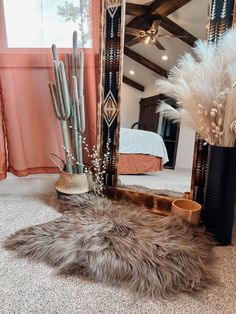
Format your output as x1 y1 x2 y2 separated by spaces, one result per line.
156 27 236 147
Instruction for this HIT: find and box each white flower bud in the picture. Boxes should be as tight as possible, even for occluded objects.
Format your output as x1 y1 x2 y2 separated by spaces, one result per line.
230 120 236 133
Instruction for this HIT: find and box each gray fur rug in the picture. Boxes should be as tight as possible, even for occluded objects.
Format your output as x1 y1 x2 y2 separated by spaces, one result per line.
3 193 216 299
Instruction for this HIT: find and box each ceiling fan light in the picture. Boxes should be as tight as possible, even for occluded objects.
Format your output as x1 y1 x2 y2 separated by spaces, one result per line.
145 36 151 44
145 36 155 45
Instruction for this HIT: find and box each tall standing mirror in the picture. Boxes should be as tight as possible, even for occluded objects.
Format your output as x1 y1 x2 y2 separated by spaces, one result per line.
99 0 234 213
98 0 234 214
116 0 209 195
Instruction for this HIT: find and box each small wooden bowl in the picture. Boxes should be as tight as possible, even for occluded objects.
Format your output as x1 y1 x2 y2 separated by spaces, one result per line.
171 199 202 226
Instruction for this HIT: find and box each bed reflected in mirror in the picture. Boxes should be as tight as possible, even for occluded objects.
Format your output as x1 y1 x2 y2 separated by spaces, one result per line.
117 0 208 194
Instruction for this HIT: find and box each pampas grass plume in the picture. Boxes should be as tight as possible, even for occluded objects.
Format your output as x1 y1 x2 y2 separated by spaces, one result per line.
156 27 236 147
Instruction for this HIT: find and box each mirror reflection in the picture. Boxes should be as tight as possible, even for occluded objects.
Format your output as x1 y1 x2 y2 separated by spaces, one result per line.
118 0 208 193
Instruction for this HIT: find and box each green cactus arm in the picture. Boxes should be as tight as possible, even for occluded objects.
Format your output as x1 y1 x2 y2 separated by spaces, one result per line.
52 44 59 62
79 97 85 134
58 61 71 120
49 83 72 173
52 45 69 120
65 53 73 122
48 82 61 120
72 76 82 130
69 100 76 160
72 76 84 173
77 134 83 173
61 120 73 173
72 77 80 127
72 31 77 78
79 50 85 134
72 105 80 173
65 53 70 92
53 61 66 119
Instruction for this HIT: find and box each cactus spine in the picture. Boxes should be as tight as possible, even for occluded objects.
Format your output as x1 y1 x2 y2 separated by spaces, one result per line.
48 31 85 174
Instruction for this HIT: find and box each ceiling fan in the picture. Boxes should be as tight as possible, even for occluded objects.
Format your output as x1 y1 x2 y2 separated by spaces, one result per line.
125 19 186 50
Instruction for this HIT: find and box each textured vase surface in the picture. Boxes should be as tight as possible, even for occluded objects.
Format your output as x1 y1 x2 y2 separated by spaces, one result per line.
203 145 236 245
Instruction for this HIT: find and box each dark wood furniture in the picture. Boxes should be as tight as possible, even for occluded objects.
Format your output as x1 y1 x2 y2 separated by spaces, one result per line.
138 94 180 169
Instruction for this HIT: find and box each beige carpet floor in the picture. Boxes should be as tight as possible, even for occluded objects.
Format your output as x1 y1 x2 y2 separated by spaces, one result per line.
119 168 192 193
0 195 235 314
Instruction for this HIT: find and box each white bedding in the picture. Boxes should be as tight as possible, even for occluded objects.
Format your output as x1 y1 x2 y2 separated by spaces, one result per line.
119 128 169 165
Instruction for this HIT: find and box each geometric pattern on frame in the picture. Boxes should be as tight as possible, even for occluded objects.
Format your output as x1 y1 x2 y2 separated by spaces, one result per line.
107 5 119 18
208 0 234 43
103 91 117 127
107 0 121 11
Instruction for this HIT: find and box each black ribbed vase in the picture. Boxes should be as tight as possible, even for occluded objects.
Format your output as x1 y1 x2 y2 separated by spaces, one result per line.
202 145 236 245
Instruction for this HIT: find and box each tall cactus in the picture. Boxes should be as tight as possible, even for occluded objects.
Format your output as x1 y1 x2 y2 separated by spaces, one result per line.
48 31 86 174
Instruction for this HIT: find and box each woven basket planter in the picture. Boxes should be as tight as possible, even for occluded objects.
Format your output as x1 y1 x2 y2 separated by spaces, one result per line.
55 172 95 197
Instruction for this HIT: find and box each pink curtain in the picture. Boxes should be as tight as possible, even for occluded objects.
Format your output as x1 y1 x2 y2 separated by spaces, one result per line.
0 0 100 179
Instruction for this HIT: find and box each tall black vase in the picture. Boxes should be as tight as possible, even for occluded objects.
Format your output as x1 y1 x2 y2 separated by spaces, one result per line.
202 145 236 245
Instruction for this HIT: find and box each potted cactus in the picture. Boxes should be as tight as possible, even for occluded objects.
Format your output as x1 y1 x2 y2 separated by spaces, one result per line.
48 31 91 195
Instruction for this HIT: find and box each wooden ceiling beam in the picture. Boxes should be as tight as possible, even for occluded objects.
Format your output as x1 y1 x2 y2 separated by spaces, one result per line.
147 0 167 14
161 17 197 47
126 3 148 16
125 34 136 45
148 0 191 17
124 46 167 78
123 76 145 92
127 0 191 30
127 15 153 31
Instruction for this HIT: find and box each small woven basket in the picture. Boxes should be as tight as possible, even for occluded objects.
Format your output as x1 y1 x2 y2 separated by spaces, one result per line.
55 172 92 195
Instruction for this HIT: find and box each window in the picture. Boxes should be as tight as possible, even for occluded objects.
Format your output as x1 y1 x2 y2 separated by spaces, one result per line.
3 0 91 48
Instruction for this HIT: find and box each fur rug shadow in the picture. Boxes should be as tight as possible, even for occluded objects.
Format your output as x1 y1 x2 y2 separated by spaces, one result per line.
3 193 216 300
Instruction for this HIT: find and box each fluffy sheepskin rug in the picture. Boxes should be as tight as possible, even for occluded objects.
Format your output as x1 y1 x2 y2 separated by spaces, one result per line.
3 193 216 299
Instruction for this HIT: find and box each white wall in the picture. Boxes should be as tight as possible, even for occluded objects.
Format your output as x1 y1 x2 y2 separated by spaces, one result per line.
120 83 143 128
175 124 195 169
142 81 158 98
142 83 196 170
